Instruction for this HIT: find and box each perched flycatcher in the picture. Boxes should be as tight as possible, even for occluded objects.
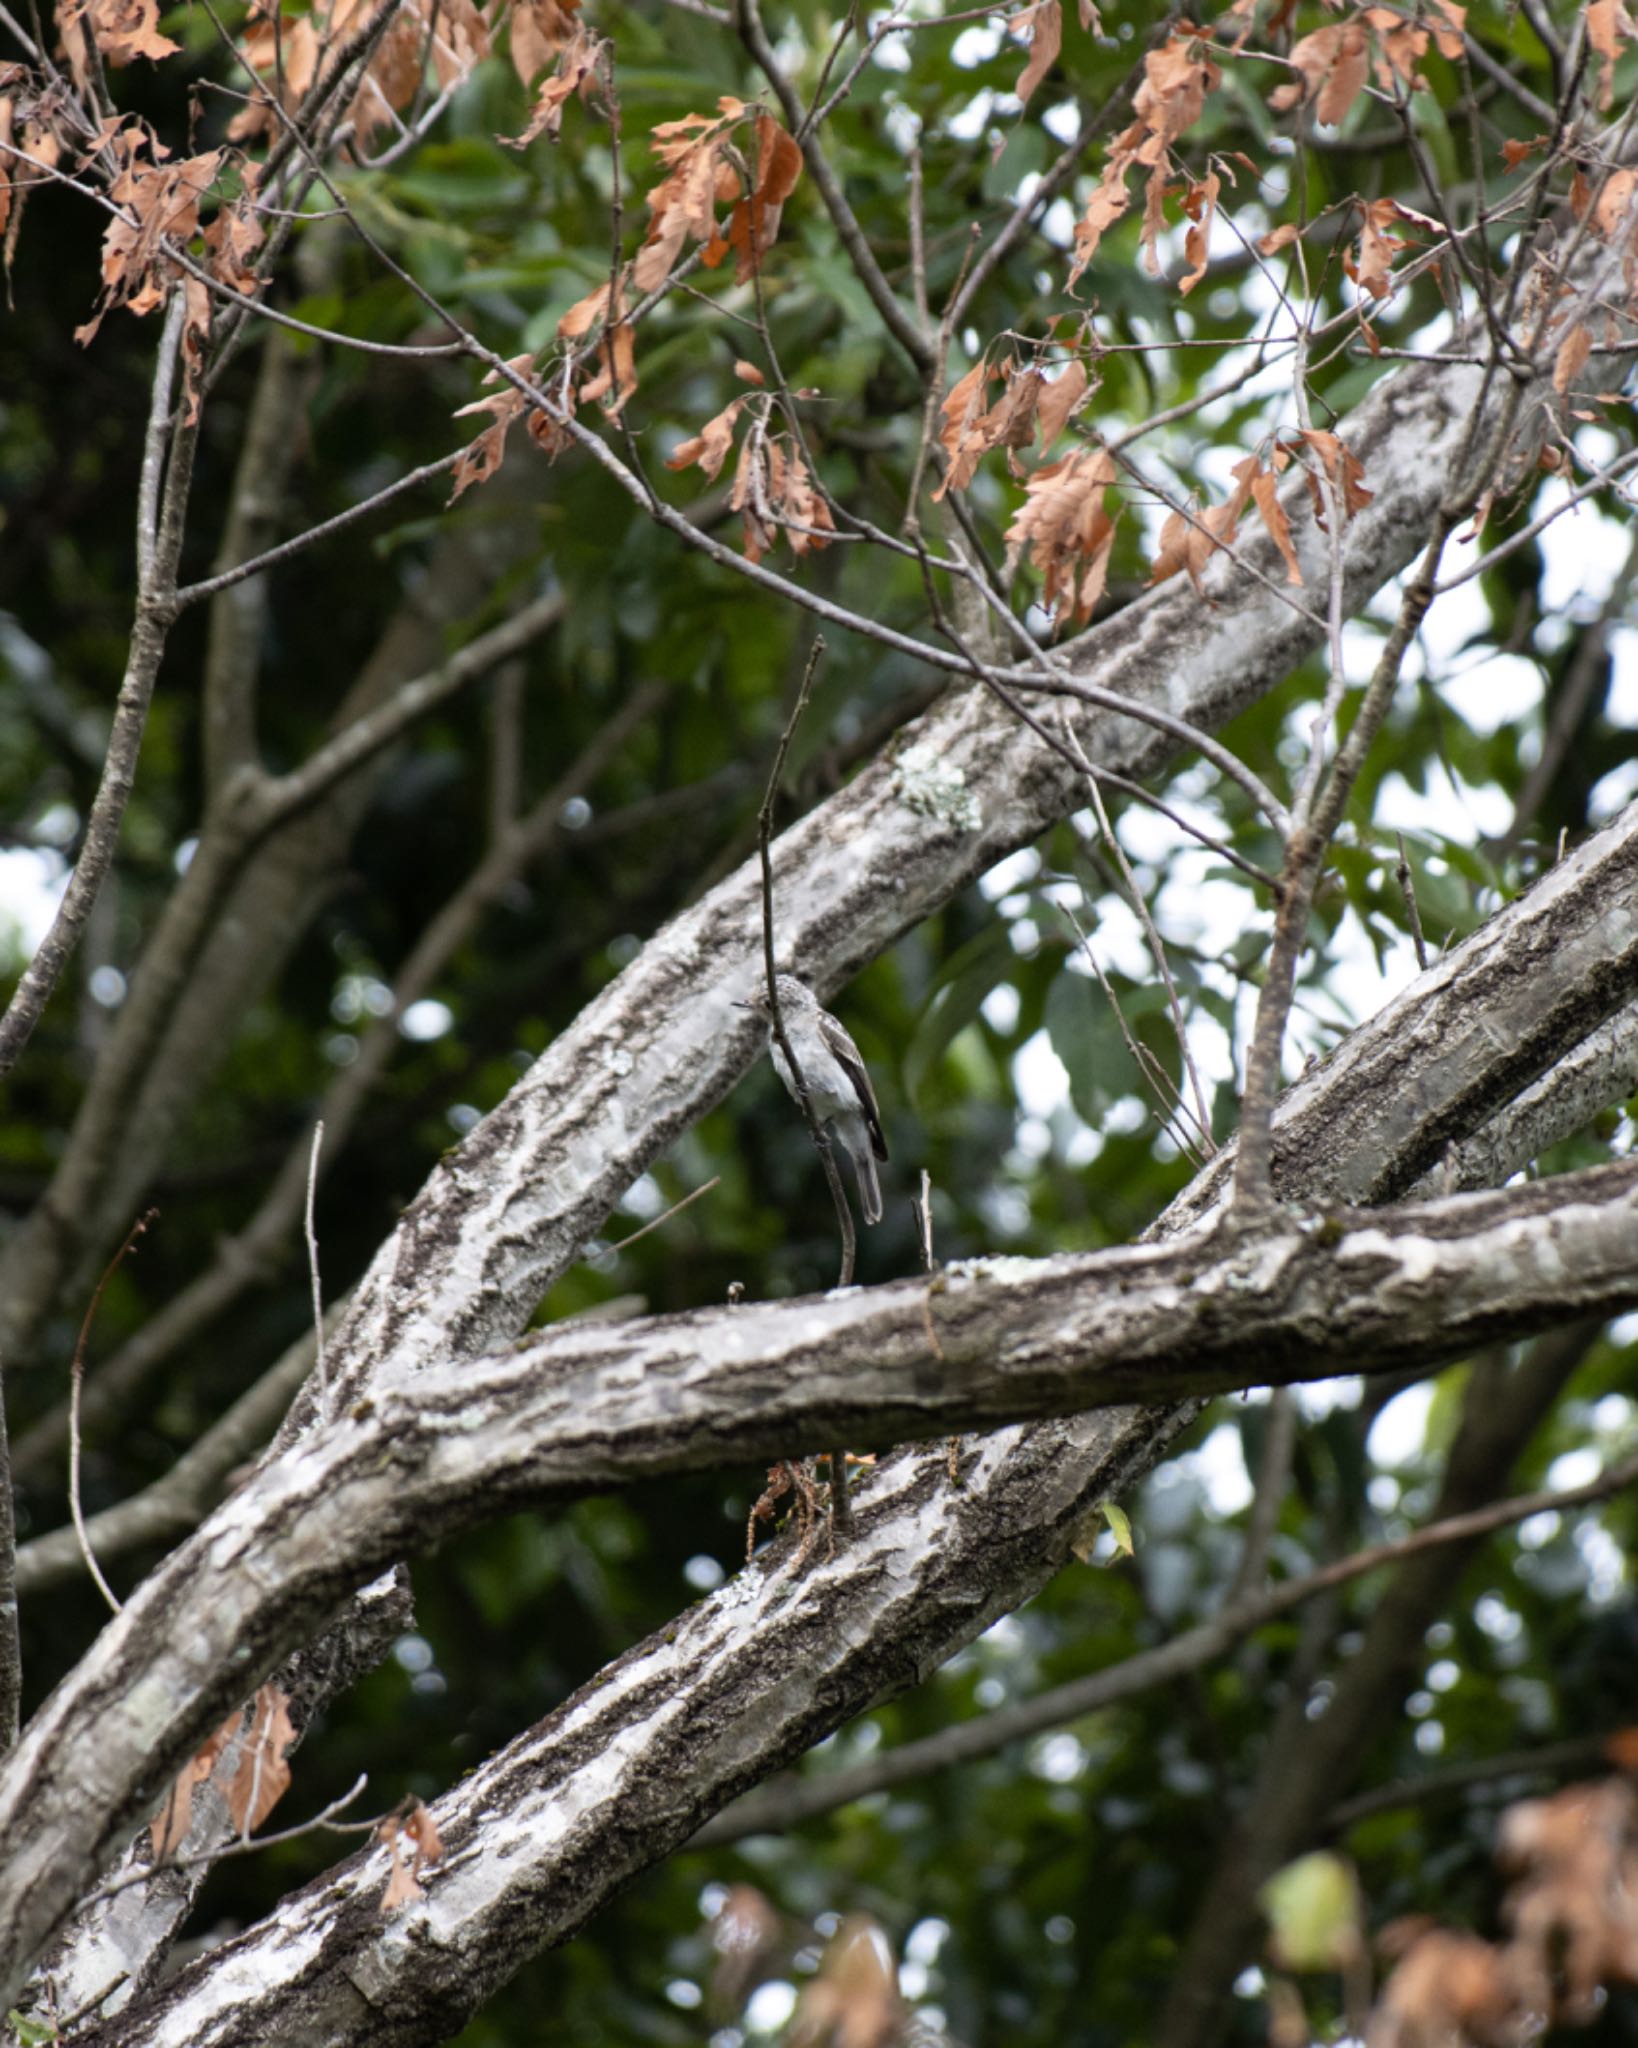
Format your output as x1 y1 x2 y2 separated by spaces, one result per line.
739 975 889 1225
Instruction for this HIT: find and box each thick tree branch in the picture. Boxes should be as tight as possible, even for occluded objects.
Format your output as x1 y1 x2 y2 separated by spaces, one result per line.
0 297 194 1081
698 1438 1638 1845
3 1159 1638 2006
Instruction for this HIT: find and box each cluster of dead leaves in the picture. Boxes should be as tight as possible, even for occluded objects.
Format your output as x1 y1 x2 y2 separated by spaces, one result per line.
934 353 1089 499
1068 26 1220 289
709 1890 906 2048
0 66 80 285
622 96 802 295
150 1682 296 1860
1368 1758 1638 2047
449 350 571 498
1268 2 1465 127
502 11 603 149
1009 0 1100 110
452 97 804 504
74 130 221 345
227 0 493 155
667 382 834 563
72 121 266 421
57 0 177 94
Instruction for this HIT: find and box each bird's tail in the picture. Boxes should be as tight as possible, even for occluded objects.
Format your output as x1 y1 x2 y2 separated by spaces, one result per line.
842 1127 884 1226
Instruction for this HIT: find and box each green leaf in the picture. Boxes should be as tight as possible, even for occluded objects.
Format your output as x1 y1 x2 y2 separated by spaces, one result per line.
1258 1852 1363 1972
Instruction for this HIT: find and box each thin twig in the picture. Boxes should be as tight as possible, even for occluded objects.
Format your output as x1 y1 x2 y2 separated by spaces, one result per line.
609 1176 721 1257
1394 835 1430 972
752 638 854 1538
305 1123 327 1402
69 1212 157 1616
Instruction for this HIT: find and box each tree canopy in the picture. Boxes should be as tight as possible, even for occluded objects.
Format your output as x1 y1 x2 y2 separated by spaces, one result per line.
2 0 1638 2042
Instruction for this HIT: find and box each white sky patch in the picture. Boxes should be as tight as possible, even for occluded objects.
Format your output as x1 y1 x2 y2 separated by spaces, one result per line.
1293 1374 1362 1420
1434 651 1543 737
744 1982 798 2032
399 998 454 1042
1367 1381 1435 1465
1372 761 1514 841
0 847 66 961
1013 1029 1071 1117
1178 1419 1254 1515
1546 1446 1603 1491
1041 98 1079 145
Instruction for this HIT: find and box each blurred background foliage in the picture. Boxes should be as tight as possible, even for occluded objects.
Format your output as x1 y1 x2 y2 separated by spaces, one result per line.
2 0 1637 2040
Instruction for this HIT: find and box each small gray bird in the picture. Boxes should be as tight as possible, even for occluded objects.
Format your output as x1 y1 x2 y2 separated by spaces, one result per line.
739 975 889 1224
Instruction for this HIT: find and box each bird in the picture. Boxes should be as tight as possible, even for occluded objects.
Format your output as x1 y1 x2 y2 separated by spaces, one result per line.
738 974 889 1225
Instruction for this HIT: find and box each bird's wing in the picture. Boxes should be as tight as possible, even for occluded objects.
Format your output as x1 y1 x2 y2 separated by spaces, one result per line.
818 1010 888 1160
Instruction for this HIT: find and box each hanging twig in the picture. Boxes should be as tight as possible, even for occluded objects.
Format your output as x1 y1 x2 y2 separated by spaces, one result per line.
753 637 855 1538
69 1211 157 1616
306 1122 327 1403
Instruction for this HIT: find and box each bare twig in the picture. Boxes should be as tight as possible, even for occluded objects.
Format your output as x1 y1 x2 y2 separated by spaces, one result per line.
69 1213 157 1616
751 638 854 1538
608 1176 721 1257
1394 836 1430 972
306 1123 327 1401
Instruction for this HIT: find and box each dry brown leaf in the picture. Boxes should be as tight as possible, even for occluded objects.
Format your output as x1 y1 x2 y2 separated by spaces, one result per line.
1587 0 1636 110
711 1884 785 2017
666 397 745 480
1591 166 1638 241
580 312 638 415
1139 165 1170 277
180 273 210 425
502 16 602 147
1069 168 1133 285
1269 20 1368 125
224 1685 295 1835
1500 133 1547 168
1178 168 1219 294
377 1798 445 1913
1005 446 1119 626
1294 427 1374 529
1014 0 1062 107
1364 5 1427 92
202 183 266 298
1069 28 1218 289
1148 501 1222 595
982 362 1044 473
85 0 178 65
1347 196 1420 300
1249 465 1302 584
448 351 536 500
1258 220 1302 255
508 0 582 86
633 117 730 293
790 1917 904 2048
1500 1779 1638 2022
1034 356 1088 448
1553 321 1592 394
558 278 613 340
1427 0 1465 59
1368 1927 1520 2048
151 1707 239 1859
1318 18 1369 124
704 111 802 284
931 359 996 500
